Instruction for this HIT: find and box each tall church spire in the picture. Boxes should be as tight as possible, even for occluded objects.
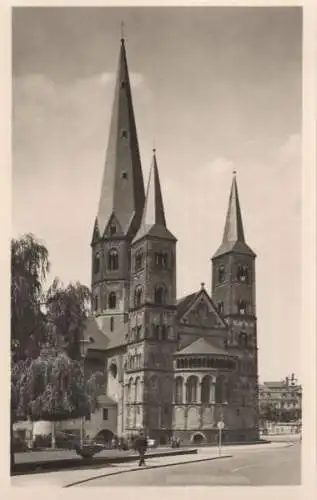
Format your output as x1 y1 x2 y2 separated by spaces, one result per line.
94 36 145 240
133 149 176 243
213 172 255 258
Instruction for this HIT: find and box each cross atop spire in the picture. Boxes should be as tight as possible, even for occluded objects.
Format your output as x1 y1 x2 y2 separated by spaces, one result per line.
212 174 255 258
120 21 125 41
133 149 176 243
93 36 145 241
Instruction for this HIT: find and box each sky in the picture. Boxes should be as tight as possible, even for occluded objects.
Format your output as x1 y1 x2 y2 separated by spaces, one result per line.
12 6 302 382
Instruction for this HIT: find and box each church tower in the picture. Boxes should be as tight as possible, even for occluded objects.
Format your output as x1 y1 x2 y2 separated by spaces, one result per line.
91 37 145 333
124 150 177 443
211 172 259 441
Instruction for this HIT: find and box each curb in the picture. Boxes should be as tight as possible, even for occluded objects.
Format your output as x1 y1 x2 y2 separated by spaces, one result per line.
64 454 233 487
12 448 197 476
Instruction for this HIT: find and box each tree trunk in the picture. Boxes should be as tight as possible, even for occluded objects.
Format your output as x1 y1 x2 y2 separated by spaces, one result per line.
80 416 85 447
10 419 14 475
51 421 56 449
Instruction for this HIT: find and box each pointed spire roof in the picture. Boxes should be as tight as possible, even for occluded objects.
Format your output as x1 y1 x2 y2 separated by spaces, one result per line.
94 36 145 240
213 172 255 258
133 149 176 243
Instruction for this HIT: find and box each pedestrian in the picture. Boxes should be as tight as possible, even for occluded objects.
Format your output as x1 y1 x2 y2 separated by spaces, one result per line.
135 431 148 467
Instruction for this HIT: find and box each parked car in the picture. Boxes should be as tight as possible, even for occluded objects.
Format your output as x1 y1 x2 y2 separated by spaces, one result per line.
32 431 78 450
12 434 28 452
74 440 104 459
147 438 157 448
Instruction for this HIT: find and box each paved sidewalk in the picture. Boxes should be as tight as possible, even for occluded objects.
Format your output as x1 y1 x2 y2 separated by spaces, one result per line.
11 440 294 488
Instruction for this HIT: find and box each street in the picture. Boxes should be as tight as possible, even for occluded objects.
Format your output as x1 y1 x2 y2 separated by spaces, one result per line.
76 442 300 487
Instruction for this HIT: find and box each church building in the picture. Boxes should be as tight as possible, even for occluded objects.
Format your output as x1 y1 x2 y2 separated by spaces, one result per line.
81 36 260 445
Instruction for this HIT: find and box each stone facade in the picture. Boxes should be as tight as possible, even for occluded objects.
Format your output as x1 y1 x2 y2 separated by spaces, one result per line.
83 37 260 445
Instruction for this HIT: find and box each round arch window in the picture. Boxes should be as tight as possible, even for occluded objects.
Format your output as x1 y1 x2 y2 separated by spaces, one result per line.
109 362 117 379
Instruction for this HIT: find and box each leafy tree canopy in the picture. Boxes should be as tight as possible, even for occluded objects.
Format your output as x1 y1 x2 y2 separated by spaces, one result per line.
11 345 103 423
11 234 50 360
46 279 91 360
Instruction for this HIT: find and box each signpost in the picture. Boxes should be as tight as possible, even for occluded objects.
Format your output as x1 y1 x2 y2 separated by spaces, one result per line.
217 420 225 456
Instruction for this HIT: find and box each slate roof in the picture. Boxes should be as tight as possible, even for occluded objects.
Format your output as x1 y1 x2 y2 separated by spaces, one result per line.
175 337 235 357
212 174 256 258
133 151 176 243
176 288 227 328
94 37 145 239
84 315 126 352
98 394 117 406
176 292 199 319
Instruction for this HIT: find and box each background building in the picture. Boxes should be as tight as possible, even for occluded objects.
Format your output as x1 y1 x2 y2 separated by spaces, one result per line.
258 373 302 435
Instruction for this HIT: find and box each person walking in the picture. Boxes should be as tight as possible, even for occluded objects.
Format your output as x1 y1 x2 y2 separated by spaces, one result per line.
135 431 148 467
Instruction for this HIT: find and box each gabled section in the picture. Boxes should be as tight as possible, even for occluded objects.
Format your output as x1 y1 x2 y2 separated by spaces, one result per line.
213 173 255 258
177 286 227 329
96 37 145 239
133 149 176 243
103 213 124 238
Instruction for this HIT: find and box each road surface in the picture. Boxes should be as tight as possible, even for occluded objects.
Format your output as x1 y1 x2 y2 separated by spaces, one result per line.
78 442 300 486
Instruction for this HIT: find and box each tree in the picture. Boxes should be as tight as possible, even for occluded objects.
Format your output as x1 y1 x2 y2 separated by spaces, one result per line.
45 279 91 360
11 345 104 465
11 234 50 360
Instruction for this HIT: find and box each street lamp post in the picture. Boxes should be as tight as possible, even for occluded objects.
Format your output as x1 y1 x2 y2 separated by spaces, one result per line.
80 339 88 448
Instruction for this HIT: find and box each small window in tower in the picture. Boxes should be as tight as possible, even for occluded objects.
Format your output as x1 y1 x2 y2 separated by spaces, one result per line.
237 264 249 283
108 292 116 309
108 249 119 271
218 265 225 283
161 324 167 340
94 295 98 311
121 129 128 139
103 408 108 421
110 223 117 235
134 286 143 308
154 285 167 305
237 300 247 315
217 302 224 314
110 316 114 332
120 80 125 89
121 171 128 179
152 324 160 339
93 253 100 274
135 251 143 271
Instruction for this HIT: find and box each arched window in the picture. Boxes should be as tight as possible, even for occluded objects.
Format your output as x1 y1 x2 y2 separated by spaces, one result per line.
201 376 211 404
152 324 160 339
215 375 225 403
110 223 116 235
186 376 198 403
239 331 248 347
134 286 143 308
127 377 133 402
237 264 249 283
154 285 167 305
108 249 119 271
93 253 100 274
149 375 159 400
217 302 224 314
175 377 183 404
161 324 167 340
135 377 141 402
110 316 114 332
218 265 225 283
108 292 116 309
237 299 247 315
94 295 98 311
135 252 143 271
